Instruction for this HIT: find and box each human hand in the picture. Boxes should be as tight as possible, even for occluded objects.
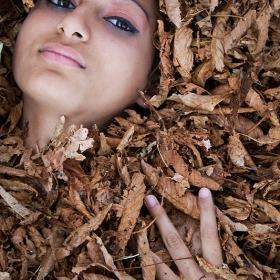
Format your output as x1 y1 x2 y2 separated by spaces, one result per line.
144 188 223 280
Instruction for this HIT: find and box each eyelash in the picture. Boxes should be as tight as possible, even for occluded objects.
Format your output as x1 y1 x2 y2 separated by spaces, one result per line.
46 0 138 34
47 0 75 9
104 17 138 34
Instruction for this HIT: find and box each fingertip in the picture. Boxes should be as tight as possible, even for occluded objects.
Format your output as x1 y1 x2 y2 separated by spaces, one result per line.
144 195 158 208
199 188 211 199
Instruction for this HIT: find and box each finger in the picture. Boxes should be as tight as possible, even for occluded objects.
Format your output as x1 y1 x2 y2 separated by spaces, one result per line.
150 251 180 280
145 195 204 279
199 188 223 267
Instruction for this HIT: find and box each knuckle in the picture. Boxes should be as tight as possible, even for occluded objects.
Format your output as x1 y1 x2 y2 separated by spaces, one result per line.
165 233 181 249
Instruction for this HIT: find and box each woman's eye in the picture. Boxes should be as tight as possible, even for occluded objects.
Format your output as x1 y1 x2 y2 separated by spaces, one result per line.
47 0 75 9
104 17 138 34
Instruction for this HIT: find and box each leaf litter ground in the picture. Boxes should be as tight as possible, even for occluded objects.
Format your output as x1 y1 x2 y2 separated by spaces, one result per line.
0 0 280 279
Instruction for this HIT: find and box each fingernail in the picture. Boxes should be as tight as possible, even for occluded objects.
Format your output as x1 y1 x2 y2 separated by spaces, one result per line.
145 195 157 208
199 188 210 198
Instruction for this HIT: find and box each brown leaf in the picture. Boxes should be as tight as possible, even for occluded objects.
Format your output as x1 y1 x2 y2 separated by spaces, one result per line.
0 185 33 218
245 88 268 116
173 26 193 79
224 10 256 53
192 59 214 87
116 173 146 254
254 198 280 226
116 126 135 152
141 160 200 219
63 204 112 251
164 0 182 28
137 221 156 280
251 4 273 55
22 0 34 8
69 185 93 220
36 247 55 280
1 101 23 134
197 256 244 280
92 232 134 280
168 92 229 111
228 133 256 168
211 12 227 72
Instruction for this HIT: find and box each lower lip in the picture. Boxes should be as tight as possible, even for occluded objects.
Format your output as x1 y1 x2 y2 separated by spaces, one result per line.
40 50 82 68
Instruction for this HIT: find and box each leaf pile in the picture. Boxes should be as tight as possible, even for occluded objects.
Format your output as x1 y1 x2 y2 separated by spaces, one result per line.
0 0 280 279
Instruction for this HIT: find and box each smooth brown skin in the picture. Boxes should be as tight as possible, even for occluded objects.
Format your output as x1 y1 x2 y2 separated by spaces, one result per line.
145 188 223 280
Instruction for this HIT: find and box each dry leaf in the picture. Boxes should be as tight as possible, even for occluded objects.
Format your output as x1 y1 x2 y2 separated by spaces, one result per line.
211 12 227 72
164 0 182 28
116 173 146 253
173 26 193 78
137 221 156 280
141 160 200 219
168 92 229 111
0 185 33 218
228 133 256 168
197 256 245 280
252 4 273 55
224 10 256 53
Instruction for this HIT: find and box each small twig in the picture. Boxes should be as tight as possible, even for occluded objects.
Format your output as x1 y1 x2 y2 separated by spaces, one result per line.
114 256 193 271
245 110 269 135
210 14 246 20
139 90 166 131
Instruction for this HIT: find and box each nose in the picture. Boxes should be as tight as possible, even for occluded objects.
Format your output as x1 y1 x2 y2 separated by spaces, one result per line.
57 7 90 42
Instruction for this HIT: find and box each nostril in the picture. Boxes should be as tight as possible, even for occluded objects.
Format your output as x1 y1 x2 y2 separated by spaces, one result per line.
74 32 82 38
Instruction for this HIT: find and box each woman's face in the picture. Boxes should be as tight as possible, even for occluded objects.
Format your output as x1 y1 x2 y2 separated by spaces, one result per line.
13 0 157 127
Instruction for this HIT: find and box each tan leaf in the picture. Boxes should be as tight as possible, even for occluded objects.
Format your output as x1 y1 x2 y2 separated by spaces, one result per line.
192 59 214 87
0 179 38 195
0 185 33 218
245 88 267 116
168 92 229 111
211 12 227 71
93 232 135 280
164 0 182 28
116 173 146 253
36 247 55 280
116 126 135 152
210 0 219 12
223 196 251 220
65 125 94 160
157 131 221 190
271 0 280 15
224 10 256 53
254 198 280 226
137 221 156 280
1 101 23 134
173 26 193 78
252 4 273 55
228 133 256 168
63 204 112 251
69 185 93 220
22 0 34 8
141 160 200 219
223 237 263 278
50 116 66 142
197 256 244 280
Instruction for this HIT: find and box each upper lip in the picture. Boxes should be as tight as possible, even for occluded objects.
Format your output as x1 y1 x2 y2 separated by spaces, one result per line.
39 43 86 68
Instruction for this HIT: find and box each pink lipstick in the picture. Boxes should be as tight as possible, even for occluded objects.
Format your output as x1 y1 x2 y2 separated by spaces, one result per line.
39 43 85 69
